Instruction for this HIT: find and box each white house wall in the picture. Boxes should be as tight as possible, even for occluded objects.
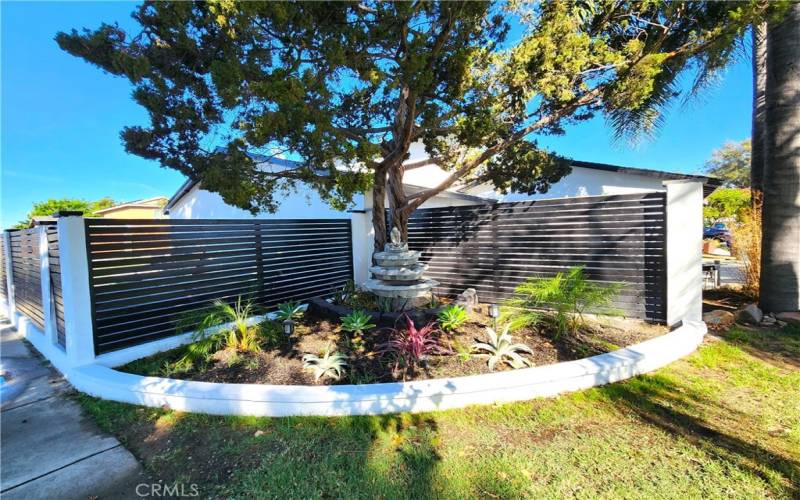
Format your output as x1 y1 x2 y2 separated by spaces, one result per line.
466 166 665 201
167 183 362 220
167 183 484 220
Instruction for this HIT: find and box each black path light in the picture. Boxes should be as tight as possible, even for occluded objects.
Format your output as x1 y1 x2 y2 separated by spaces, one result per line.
489 303 500 330
283 319 295 336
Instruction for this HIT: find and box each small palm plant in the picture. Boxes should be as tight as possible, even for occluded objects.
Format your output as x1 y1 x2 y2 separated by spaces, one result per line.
472 325 534 371
437 304 468 332
175 297 262 369
302 347 348 381
502 266 622 338
275 301 304 321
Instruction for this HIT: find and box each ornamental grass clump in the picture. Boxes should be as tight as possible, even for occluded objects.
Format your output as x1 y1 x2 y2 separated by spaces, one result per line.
437 304 468 332
502 266 621 338
472 325 533 371
302 347 347 381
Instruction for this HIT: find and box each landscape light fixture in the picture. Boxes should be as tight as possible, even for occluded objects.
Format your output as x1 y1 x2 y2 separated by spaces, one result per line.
489 303 499 329
283 319 295 336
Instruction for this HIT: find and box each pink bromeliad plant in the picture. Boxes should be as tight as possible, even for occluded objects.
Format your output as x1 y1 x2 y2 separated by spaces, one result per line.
379 315 448 379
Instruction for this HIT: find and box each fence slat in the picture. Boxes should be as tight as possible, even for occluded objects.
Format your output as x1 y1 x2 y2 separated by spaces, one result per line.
85 218 353 354
400 193 667 321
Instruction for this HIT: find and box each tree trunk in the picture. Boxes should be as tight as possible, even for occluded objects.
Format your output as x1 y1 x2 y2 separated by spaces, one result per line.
750 22 767 210
372 166 388 254
759 3 800 312
387 161 409 240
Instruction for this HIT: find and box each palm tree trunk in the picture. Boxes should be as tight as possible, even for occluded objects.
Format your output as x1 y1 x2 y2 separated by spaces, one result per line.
759 3 800 312
750 22 767 210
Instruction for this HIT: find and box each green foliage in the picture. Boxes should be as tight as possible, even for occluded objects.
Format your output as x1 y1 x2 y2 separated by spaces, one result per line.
437 305 468 332
258 319 287 348
377 297 393 314
340 310 376 336
175 297 262 369
503 266 621 338
302 347 347 381
471 325 533 371
333 281 378 310
704 139 751 188
703 187 751 225
275 301 304 321
15 197 116 228
55 2 775 227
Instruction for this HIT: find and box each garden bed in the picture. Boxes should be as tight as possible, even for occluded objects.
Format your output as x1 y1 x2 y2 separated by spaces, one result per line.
120 304 667 386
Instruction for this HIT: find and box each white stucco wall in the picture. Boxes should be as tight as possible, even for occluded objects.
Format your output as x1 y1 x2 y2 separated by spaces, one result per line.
166 182 484 220
465 166 667 201
166 183 363 220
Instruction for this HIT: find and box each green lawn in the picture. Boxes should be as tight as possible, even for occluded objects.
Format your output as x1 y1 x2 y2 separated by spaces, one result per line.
76 324 800 499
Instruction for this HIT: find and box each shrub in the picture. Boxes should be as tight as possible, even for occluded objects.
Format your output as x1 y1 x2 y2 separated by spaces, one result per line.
303 347 347 381
731 207 761 297
502 266 621 338
340 310 376 335
437 304 468 332
275 301 304 321
472 325 533 371
379 315 446 377
175 297 262 369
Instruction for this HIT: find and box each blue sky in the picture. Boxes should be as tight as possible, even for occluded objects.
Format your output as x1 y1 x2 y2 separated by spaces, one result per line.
1 2 751 228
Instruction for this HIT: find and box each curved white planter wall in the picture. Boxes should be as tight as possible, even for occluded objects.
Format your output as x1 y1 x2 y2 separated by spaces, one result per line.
68 321 706 417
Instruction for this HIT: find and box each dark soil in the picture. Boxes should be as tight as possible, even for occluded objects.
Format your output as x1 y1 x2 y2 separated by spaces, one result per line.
121 307 667 385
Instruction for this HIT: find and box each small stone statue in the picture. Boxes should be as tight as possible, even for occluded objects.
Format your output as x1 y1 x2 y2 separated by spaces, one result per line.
385 226 407 252
390 226 402 246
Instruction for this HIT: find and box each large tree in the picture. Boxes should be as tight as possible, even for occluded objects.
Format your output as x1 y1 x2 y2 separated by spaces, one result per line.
760 1 800 313
14 197 116 228
57 1 775 250
704 139 751 188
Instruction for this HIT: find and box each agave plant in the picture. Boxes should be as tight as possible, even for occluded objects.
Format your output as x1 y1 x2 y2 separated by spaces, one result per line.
472 325 534 371
340 309 376 335
275 301 304 321
302 347 348 381
437 304 468 332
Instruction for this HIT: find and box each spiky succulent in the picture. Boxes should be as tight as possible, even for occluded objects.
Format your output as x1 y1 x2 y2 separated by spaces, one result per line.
437 304 468 332
275 301 304 321
340 309 376 335
472 325 534 371
302 348 347 381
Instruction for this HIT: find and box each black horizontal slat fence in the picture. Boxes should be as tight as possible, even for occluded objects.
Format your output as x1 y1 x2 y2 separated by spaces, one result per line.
8 228 45 330
45 225 66 347
400 193 667 322
85 218 353 354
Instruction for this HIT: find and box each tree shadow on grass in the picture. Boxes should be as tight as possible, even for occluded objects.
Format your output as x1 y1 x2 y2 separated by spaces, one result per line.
598 374 800 496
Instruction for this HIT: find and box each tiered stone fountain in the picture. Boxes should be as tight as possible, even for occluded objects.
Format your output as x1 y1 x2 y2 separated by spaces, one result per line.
365 227 438 311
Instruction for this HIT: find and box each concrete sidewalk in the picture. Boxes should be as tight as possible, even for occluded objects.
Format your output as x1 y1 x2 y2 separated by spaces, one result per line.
1 319 145 499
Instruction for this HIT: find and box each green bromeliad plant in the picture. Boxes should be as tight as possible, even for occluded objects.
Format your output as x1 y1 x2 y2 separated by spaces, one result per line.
502 266 621 338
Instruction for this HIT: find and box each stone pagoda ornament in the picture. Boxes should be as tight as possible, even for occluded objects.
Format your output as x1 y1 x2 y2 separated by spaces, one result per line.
365 226 438 310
